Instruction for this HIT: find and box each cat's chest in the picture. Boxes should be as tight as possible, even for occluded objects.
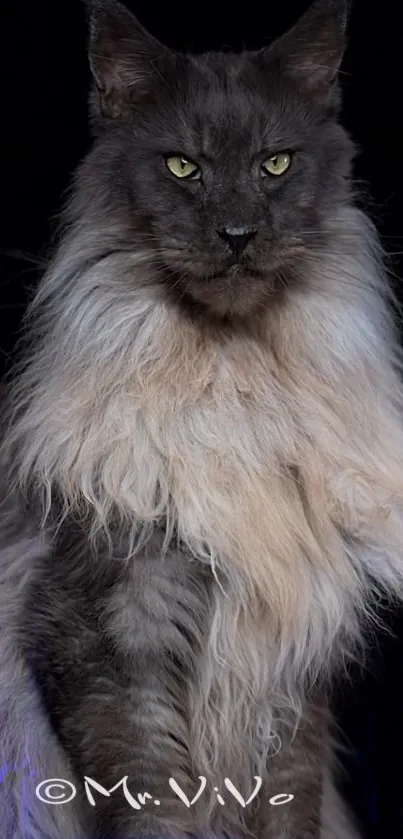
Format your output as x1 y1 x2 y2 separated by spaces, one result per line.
141 342 299 472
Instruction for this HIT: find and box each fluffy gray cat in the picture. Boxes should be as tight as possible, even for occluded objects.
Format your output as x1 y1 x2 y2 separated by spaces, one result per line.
1 0 402 837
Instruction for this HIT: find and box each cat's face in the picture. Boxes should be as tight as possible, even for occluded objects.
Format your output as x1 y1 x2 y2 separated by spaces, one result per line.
87 0 354 318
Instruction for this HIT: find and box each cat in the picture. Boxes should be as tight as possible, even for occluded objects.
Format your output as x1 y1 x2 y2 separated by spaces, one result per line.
1 0 403 836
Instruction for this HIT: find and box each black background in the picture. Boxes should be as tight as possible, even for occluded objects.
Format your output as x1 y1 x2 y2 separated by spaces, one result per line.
1 2 403 837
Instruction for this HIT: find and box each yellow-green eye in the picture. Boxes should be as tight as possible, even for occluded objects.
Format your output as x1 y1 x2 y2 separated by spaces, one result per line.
165 155 200 179
262 152 292 177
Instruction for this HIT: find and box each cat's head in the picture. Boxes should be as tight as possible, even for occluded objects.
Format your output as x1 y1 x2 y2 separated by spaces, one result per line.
84 0 355 319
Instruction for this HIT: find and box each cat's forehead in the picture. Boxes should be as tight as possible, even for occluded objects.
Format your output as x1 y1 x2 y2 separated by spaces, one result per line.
184 51 269 131
161 51 315 157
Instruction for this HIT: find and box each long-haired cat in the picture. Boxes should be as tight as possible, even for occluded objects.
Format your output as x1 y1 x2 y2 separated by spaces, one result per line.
1 0 402 836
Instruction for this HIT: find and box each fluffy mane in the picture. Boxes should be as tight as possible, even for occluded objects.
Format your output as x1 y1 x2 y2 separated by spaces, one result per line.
3 196 403 786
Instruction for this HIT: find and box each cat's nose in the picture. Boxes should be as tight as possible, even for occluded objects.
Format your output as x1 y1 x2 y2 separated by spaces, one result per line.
217 225 258 258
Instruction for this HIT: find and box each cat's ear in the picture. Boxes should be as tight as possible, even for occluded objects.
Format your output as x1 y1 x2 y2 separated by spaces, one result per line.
259 0 351 99
85 0 175 118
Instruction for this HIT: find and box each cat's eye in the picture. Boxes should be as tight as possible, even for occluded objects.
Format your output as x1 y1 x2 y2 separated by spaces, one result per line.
261 152 292 177
165 156 201 180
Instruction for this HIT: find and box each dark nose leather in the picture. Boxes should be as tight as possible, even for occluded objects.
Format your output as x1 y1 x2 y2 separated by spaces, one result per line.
217 225 258 258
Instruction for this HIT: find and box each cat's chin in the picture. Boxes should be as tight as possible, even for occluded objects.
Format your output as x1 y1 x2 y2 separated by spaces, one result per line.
210 263 265 281
164 267 278 320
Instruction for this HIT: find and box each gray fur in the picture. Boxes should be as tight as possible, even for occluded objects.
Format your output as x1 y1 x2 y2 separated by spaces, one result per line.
1 1 401 836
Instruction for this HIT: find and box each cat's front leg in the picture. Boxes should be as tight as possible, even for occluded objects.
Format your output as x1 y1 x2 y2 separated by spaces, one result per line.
249 697 327 839
23 525 215 839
